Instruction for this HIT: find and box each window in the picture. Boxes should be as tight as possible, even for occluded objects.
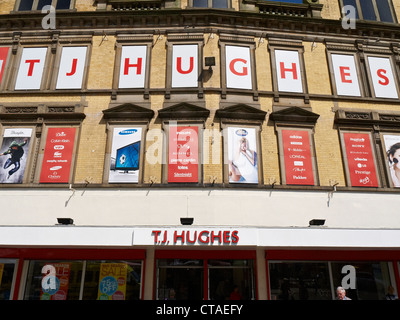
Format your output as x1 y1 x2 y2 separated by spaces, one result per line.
269 107 320 186
341 0 396 23
334 108 400 189
0 104 85 185
338 130 381 188
155 251 256 300
0 259 17 300
102 103 154 185
268 260 396 300
24 259 143 300
17 0 73 11
191 0 229 9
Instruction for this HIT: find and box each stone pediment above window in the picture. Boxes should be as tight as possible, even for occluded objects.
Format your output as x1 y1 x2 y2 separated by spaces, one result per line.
158 103 210 120
269 106 319 124
103 103 155 120
215 104 267 122
242 0 323 18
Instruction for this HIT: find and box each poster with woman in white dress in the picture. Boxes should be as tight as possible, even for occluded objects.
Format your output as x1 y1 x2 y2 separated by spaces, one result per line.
228 127 258 184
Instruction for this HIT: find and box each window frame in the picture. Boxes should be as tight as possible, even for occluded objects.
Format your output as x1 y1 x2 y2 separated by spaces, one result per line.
268 39 309 102
188 0 231 9
326 49 365 98
14 0 75 12
165 35 204 99
113 36 153 98
363 53 400 100
219 35 258 100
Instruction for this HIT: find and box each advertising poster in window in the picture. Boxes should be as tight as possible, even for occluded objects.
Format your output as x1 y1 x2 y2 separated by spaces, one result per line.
367 56 398 99
172 44 198 88
15 47 47 90
0 128 32 184
0 47 9 86
97 263 127 300
40 263 71 300
382 134 400 188
109 127 142 183
282 129 315 185
56 46 87 89
331 54 361 97
39 128 76 183
227 127 258 184
168 126 198 183
225 45 252 90
343 132 379 187
275 49 303 93
118 45 147 89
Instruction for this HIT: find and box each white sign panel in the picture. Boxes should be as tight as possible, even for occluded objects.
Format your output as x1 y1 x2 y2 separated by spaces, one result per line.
118 45 147 89
331 54 361 97
275 49 303 93
172 44 198 88
368 56 398 99
225 45 252 90
15 47 47 90
56 46 87 89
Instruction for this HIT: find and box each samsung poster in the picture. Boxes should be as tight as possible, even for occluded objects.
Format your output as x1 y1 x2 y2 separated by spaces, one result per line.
40 128 76 183
343 132 379 187
168 126 198 183
382 134 400 188
282 129 314 185
227 127 258 184
109 127 142 183
0 128 32 184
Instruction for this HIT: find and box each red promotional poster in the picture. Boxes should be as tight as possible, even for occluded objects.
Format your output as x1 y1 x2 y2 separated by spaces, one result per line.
0 47 9 85
343 132 379 187
40 263 71 300
40 128 76 183
168 126 198 183
282 130 314 185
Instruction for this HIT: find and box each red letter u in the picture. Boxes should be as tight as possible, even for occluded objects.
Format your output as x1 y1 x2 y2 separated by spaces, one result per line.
176 57 194 74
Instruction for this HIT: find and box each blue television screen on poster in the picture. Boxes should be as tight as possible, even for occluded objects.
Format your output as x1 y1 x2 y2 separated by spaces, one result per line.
115 141 140 171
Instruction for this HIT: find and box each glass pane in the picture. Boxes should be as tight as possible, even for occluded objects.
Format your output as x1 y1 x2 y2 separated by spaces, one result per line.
157 265 203 300
24 261 83 300
342 0 360 19
360 0 377 20
331 262 393 300
18 0 34 11
376 0 394 22
269 262 331 300
56 0 72 10
212 0 228 9
208 259 249 267
37 0 52 10
209 260 255 300
83 261 142 300
193 0 208 7
158 259 203 267
0 260 16 300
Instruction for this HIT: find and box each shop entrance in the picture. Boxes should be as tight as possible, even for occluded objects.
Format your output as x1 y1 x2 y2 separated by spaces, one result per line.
154 250 256 300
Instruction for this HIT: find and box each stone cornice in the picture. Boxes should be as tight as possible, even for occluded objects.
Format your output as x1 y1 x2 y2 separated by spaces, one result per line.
0 9 399 42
